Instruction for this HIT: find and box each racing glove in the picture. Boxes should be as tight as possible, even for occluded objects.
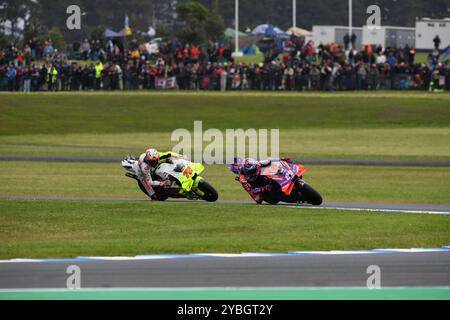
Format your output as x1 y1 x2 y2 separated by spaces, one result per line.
159 180 172 188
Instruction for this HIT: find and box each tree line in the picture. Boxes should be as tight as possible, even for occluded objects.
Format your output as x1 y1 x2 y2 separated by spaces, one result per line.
1 0 448 48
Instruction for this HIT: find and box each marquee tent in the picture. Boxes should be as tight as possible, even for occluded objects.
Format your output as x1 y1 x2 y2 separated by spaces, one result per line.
250 24 286 37
286 27 312 37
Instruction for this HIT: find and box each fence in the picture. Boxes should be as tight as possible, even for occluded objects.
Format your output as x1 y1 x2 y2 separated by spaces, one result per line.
1 72 449 92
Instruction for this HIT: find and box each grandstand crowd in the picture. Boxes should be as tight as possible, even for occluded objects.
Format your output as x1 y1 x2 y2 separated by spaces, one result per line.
1 35 449 92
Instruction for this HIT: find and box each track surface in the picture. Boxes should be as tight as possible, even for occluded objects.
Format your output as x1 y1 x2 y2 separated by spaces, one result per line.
0 253 449 289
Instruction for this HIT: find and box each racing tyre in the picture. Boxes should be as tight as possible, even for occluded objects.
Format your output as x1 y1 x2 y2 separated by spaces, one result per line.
198 180 219 202
300 183 323 206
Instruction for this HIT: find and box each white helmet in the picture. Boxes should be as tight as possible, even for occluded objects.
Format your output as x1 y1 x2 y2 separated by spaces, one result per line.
144 148 159 166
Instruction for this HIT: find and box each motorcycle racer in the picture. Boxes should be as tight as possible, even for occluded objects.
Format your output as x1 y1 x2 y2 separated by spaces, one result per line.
238 158 274 204
238 158 294 204
138 148 184 199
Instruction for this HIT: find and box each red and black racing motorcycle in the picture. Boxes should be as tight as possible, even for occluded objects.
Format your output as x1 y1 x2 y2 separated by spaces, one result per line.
230 158 323 206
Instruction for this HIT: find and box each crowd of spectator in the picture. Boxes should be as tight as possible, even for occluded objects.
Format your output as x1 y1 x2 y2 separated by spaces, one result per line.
1 35 449 92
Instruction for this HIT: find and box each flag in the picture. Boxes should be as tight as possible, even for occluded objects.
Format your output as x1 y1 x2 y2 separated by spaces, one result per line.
156 77 177 90
441 46 450 61
123 15 132 36
366 43 373 56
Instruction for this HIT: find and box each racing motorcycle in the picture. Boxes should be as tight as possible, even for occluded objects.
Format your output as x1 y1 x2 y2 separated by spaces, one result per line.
121 156 218 202
229 158 323 206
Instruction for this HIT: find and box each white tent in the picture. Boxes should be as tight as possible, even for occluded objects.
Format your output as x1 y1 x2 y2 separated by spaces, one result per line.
286 27 312 37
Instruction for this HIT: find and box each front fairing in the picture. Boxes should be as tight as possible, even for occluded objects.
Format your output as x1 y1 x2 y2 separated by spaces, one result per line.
156 160 205 193
260 160 303 196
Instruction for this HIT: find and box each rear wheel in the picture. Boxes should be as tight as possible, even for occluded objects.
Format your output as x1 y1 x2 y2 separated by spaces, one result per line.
197 180 219 202
299 183 323 206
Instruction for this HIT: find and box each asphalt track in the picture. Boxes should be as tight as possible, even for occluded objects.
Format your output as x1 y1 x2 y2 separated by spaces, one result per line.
1 197 449 290
0 252 449 289
1 197 449 292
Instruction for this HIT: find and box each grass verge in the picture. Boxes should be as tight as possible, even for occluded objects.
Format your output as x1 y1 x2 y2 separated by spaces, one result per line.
0 161 449 204
1 92 450 137
0 200 449 259
1 127 449 161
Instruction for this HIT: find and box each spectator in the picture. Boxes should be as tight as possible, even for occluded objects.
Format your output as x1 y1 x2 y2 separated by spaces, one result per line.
23 67 31 93
0 35 448 93
344 34 350 51
356 61 368 90
368 64 380 90
351 33 357 49
7 64 16 91
95 61 104 90
43 41 55 57
433 35 441 50
219 66 227 91
47 64 58 91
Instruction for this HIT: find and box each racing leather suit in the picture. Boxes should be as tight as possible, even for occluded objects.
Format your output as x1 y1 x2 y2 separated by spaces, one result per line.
239 159 274 204
239 158 293 204
138 151 182 198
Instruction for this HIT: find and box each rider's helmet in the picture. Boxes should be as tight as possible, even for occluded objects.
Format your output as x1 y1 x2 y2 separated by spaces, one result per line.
241 158 261 182
144 148 160 167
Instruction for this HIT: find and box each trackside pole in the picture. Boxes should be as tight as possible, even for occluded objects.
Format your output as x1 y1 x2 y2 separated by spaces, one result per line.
293 0 297 29
233 0 243 58
349 0 353 50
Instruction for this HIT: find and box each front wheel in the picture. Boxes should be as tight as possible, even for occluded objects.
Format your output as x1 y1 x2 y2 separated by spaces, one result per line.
197 180 219 202
299 183 323 206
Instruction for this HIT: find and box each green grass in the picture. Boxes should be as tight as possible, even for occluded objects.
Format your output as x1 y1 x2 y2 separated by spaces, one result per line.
1 127 450 161
235 52 448 65
0 200 449 259
1 92 450 137
0 161 449 204
1 92 449 161
0 92 449 258
235 53 264 65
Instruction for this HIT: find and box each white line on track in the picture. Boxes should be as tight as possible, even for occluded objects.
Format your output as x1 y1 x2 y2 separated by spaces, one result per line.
1 248 449 264
286 206 450 215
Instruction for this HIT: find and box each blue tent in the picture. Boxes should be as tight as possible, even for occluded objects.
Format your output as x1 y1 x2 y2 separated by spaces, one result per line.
250 24 286 37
